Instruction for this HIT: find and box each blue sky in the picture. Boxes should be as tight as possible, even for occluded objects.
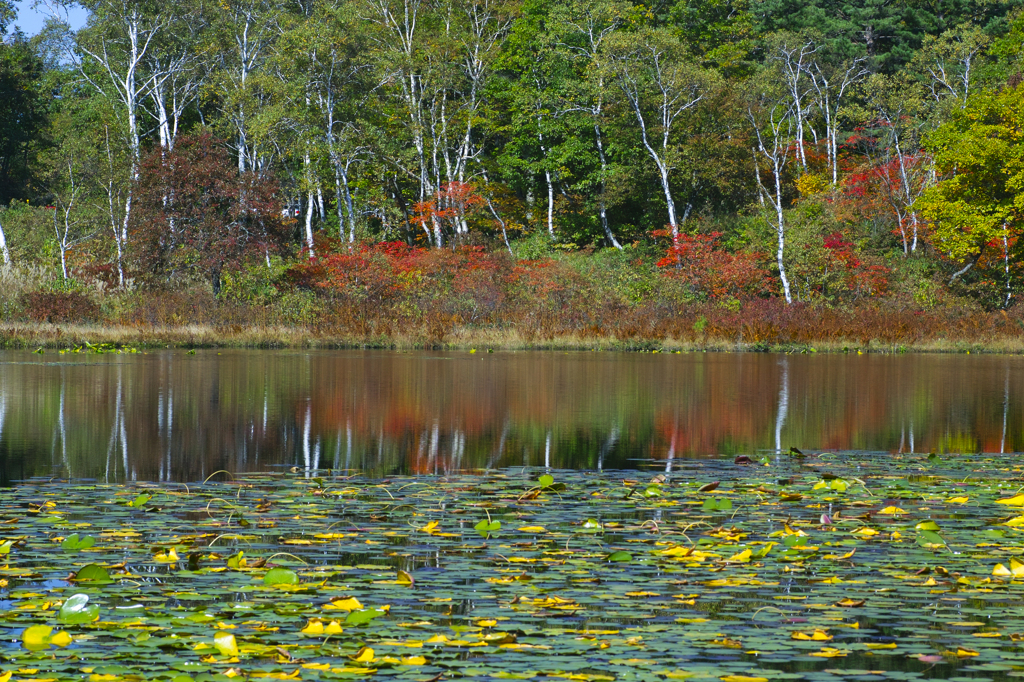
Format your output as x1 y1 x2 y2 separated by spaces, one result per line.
11 1 89 36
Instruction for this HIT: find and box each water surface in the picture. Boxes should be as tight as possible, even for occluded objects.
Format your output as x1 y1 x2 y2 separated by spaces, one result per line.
0 349 1020 482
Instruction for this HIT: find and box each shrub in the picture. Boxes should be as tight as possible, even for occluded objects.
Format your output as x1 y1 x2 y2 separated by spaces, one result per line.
131 132 288 291
20 290 100 323
657 232 772 301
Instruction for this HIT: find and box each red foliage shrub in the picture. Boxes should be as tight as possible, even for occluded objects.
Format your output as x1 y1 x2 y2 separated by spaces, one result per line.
131 133 288 289
412 182 486 240
821 231 890 298
21 291 100 323
656 232 771 300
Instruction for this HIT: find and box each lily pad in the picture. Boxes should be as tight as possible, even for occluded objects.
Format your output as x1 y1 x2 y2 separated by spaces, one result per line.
263 568 298 585
58 593 100 624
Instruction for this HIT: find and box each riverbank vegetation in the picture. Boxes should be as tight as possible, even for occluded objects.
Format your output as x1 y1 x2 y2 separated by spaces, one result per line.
2 0 1024 349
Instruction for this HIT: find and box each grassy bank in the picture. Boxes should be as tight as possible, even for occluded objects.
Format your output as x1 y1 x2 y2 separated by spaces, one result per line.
3 242 1024 354
2 320 1023 354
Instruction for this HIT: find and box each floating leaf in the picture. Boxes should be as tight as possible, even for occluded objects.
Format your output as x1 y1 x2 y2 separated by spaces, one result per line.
58 593 100 624
996 494 1024 506
61 534 95 552
877 506 907 515
50 631 72 647
993 558 1024 577
325 597 363 611
213 632 238 657
345 608 387 625
21 625 53 651
153 548 179 562
726 549 752 562
300 620 324 635
607 551 632 562
263 568 298 586
702 498 733 512
792 630 832 641
353 646 375 663
75 564 111 582
397 569 414 586
474 519 501 533
127 493 152 508
917 530 946 546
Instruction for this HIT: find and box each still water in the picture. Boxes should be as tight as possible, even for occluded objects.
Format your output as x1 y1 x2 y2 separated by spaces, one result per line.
0 349 1020 482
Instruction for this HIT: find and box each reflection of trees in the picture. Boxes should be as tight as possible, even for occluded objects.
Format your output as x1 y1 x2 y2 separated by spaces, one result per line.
0 351 1020 482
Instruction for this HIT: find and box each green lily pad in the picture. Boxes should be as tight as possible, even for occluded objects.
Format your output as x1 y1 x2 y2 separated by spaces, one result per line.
75 563 111 582
345 608 387 625
263 568 298 586
61 533 96 552
59 593 100 624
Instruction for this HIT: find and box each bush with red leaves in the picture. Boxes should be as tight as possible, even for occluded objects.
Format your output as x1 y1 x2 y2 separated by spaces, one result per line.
130 133 288 291
657 232 772 301
20 291 100 323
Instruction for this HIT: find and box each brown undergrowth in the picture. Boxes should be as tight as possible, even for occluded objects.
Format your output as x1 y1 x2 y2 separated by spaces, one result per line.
2 243 1023 352
1 298 1022 353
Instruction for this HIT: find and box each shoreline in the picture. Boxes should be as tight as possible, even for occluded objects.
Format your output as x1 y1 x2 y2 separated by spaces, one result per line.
1 322 1022 354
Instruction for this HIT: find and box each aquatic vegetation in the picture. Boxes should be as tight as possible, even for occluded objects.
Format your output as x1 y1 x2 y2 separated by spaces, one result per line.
4 453 1024 681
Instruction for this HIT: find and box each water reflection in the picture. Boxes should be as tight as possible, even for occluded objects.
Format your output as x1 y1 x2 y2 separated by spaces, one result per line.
0 349 1021 482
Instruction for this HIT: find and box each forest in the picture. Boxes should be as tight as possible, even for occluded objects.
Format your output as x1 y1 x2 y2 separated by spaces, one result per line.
1 0 1024 348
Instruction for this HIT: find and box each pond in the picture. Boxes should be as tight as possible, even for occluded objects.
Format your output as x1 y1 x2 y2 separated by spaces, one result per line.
4 351 1024 682
0 349 1021 483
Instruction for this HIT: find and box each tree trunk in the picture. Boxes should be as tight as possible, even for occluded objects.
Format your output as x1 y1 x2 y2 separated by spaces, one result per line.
660 163 678 239
594 123 621 249
304 192 316 257
772 158 792 305
0 215 10 265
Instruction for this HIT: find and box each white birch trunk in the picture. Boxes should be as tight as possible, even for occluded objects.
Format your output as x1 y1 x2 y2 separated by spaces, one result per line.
0 215 10 266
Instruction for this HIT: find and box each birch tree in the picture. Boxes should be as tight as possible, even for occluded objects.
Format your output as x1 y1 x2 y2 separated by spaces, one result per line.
48 152 95 280
144 8 206 154
765 32 816 173
209 0 283 174
0 215 9 265
911 25 989 110
748 72 796 304
363 0 511 246
50 0 170 286
864 74 930 254
608 27 716 240
550 0 630 249
805 54 867 185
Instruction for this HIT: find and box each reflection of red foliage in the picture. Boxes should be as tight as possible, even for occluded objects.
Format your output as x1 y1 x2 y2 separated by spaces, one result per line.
656 231 771 300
